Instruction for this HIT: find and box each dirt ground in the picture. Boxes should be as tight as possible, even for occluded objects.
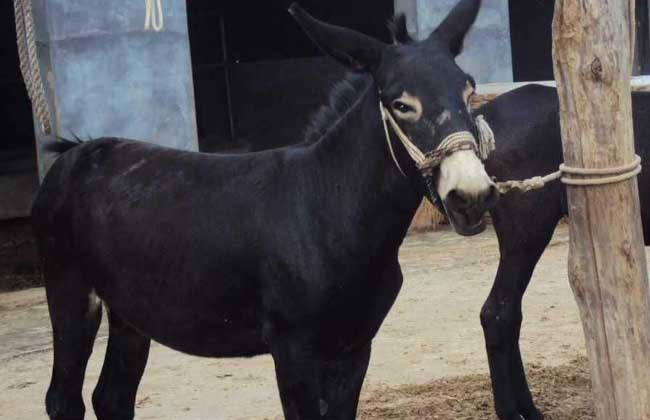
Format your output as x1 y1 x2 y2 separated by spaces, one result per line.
359 356 594 420
0 223 593 420
0 218 40 292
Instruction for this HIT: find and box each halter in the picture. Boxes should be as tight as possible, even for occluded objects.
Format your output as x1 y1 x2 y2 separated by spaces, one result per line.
379 101 495 177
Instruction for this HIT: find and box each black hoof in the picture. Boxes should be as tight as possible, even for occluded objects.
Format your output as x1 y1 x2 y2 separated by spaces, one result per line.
523 408 544 420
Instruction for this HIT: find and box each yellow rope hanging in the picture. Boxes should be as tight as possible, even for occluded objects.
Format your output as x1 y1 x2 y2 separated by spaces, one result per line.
13 0 52 134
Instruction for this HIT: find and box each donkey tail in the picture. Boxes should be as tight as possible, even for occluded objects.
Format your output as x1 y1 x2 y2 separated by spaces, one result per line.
43 136 84 155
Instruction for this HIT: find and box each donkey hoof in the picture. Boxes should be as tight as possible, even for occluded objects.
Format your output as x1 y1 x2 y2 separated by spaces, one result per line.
523 409 544 420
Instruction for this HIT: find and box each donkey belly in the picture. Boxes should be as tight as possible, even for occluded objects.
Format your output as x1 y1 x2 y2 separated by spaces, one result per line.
94 267 268 358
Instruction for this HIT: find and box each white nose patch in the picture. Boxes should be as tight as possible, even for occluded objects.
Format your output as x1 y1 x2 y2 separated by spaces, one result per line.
437 150 494 200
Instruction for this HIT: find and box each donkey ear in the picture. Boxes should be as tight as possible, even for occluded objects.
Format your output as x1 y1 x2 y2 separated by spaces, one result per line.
430 0 481 56
289 3 387 72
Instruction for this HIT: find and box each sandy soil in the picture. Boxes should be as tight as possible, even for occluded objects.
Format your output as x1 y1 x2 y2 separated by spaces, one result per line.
0 224 588 420
359 356 594 420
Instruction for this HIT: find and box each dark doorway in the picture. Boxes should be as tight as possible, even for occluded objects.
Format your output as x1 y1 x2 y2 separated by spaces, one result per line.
0 1 39 222
635 0 650 75
187 0 394 152
508 0 554 82
0 1 36 170
0 3 41 290
509 0 650 82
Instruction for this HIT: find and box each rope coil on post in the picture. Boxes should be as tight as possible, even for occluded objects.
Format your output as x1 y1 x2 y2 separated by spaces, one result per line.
13 0 52 135
144 0 164 32
560 155 642 185
496 155 642 194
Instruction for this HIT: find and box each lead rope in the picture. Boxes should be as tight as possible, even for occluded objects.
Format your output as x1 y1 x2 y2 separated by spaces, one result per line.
496 155 643 193
476 116 642 192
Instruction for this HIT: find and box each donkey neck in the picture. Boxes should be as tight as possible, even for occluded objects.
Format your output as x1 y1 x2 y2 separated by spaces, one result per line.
309 76 423 256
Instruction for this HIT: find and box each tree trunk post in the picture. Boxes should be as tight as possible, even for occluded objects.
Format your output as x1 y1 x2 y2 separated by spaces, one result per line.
552 1 650 419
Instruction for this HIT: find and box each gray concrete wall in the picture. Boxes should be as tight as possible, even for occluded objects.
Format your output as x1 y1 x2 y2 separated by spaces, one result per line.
3 0 199 220
43 0 198 150
395 0 513 83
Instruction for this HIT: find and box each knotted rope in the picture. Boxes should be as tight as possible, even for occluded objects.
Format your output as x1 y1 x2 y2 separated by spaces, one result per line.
144 0 164 32
496 155 643 193
380 102 495 177
13 0 52 134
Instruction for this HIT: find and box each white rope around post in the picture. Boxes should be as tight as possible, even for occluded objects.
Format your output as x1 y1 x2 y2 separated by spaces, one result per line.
145 0 164 32
466 114 643 193
560 155 642 186
495 156 642 194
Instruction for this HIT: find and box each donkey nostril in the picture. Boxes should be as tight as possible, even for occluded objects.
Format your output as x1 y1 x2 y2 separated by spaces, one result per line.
447 189 471 207
448 186 498 210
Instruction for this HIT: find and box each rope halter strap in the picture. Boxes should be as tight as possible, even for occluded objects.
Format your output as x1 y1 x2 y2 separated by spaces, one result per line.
379 101 495 177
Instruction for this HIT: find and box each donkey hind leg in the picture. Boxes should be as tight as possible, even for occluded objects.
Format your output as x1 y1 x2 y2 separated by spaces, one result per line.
319 344 372 420
45 267 102 420
92 310 151 420
272 339 372 420
481 241 553 420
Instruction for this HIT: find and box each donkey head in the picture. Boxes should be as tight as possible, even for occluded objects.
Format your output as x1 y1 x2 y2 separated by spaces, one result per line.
290 0 497 236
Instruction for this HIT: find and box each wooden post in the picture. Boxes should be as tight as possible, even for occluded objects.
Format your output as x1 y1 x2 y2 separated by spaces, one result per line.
552 1 650 419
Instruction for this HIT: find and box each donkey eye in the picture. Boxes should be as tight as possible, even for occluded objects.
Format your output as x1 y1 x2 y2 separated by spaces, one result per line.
392 101 415 114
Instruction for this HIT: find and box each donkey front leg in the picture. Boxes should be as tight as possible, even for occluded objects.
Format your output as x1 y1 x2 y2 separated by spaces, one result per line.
481 254 540 420
483 190 562 420
271 337 372 420
271 337 324 420
481 228 560 420
319 344 372 419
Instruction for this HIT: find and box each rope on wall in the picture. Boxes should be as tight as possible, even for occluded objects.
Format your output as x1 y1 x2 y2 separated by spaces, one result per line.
145 0 164 32
13 0 52 135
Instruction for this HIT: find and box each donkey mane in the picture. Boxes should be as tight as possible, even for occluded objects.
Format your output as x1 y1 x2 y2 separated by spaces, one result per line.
303 73 373 144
